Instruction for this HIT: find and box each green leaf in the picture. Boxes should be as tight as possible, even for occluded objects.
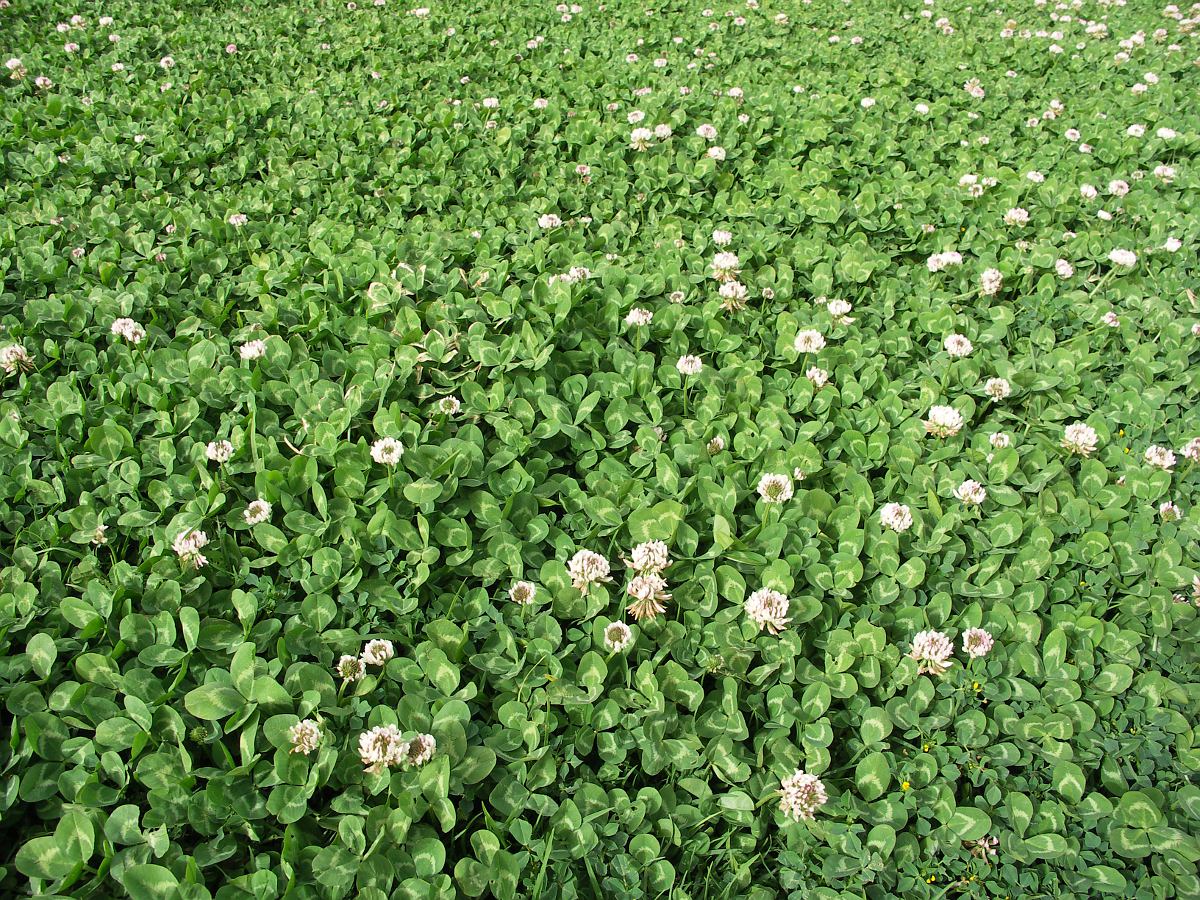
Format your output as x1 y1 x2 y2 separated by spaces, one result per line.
987 511 1023 547
1024 833 1069 859
627 500 686 543
1052 761 1086 804
27 632 57 679
183 683 246 720
860 707 893 745
854 751 891 801
122 864 180 900
1115 790 1163 829
947 807 991 841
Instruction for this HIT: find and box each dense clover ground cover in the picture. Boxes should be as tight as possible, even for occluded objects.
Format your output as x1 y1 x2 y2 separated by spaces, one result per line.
2 0 1200 896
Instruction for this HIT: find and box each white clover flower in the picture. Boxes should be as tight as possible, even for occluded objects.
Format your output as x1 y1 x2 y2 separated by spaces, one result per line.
288 719 322 755
909 630 954 676
696 123 718 140
717 281 748 312
629 127 654 150
707 435 725 453
793 329 826 354
1062 422 1098 456
228 213 248 227
779 769 828 821
926 251 963 273
360 639 395 667
1159 500 1182 522
438 396 461 416
806 367 829 389
569 549 611 593
625 307 653 326
954 479 987 506
239 339 267 360
206 440 234 464
625 540 670 574
508 580 537 605
625 573 670 621
712 229 732 246
944 334 973 357
989 432 1011 450
1003 208 1030 226
980 268 1003 296
359 725 409 774
371 437 404 465
924 406 964 438
706 146 726 161
407 733 436 766
880 502 913 533
654 123 673 139
985 378 1011 400
827 298 854 324
0 344 34 375
538 213 562 228
961 628 994 659
1080 183 1098 199
1108 179 1130 197
744 588 791 634
604 621 633 652
1164 237 1182 253
1108 248 1137 267
757 473 793 503
1144 445 1176 471
710 252 740 282
244 499 272 526
677 355 702 376
1102 311 1120 328
1055 259 1074 278
336 654 366 682
111 318 146 344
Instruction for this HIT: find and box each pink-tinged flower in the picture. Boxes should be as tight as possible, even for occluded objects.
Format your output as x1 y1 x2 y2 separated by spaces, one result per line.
961 628 994 658
1159 500 1181 522
779 769 828 821
575 164 591 176
880 502 912 533
744 587 791 634
244 499 272 525
909 630 954 676
604 621 633 652
226 44 238 54
361 639 394 666
288 720 321 755
370 437 403 465
1062 422 1098 456
1180 437 1200 462
757 473 793 503
967 835 999 861
954 480 987 506
568 549 611 593
924 406 964 438
695 123 717 140
172 529 209 569
206 440 234 464
228 213 248 227
1144 445 1176 471
1102 311 1120 327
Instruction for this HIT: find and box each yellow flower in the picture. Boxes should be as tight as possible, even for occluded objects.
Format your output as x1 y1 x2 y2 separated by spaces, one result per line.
922 743 930 752
1119 429 1125 436
901 780 911 791
973 681 981 691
